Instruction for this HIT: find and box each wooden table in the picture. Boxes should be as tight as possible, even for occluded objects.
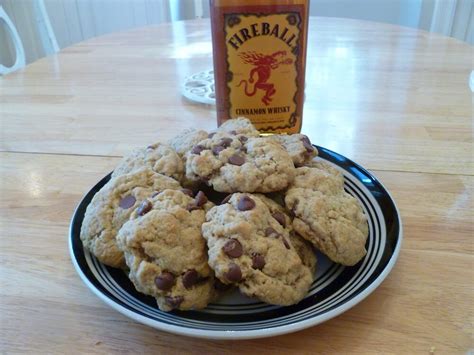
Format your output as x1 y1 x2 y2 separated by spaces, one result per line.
1 17 472 353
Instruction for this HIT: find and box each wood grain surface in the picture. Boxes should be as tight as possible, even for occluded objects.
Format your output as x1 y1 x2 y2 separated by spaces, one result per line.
0 18 472 354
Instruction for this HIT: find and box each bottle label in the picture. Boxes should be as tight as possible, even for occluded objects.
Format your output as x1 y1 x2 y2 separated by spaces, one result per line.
216 6 305 132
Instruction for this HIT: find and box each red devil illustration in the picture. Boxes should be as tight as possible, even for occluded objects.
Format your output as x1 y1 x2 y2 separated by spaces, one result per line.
237 51 293 106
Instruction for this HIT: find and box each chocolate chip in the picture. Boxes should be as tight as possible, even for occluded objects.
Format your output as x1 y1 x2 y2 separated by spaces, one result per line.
119 195 136 209
290 206 297 217
240 146 247 154
265 227 279 237
221 194 232 205
180 188 194 197
165 296 184 308
224 263 242 282
220 137 233 148
229 130 237 135
146 145 154 149
282 237 291 249
212 145 225 155
195 191 208 206
214 279 232 291
272 212 286 227
186 203 201 211
155 272 175 291
300 135 310 144
237 196 255 211
238 135 248 143
136 200 152 216
182 269 199 289
228 154 245 166
222 239 243 258
191 145 205 154
301 135 314 153
208 132 216 138
251 253 265 270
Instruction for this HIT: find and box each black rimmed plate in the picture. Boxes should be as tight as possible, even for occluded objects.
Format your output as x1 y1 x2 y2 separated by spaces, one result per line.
69 146 402 340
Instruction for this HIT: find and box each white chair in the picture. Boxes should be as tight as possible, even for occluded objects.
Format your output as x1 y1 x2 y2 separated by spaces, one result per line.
0 5 25 75
0 0 58 75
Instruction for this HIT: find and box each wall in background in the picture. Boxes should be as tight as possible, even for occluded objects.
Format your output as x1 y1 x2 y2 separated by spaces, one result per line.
44 0 195 49
0 0 197 66
309 0 423 28
428 0 473 41
0 0 472 69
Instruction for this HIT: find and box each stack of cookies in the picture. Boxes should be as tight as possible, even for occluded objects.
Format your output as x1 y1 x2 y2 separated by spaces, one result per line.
80 118 368 312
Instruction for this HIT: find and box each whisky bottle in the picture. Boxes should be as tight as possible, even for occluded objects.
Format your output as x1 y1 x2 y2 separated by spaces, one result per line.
210 0 309 134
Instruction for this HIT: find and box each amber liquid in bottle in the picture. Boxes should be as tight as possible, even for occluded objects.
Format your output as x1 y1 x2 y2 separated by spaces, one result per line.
210 0 309 134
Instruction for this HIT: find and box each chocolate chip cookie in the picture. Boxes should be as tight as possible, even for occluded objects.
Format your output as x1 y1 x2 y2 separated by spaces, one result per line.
216 117 260 137
290 161 345 195
304 160 344 181
167 128 209 158
255 193 317 274
80 168 180 268
202 193 314 305
116 189 216 311
271 134 318 167
285 162 368 266
167 128 210 188
185 134 295 193
112 142 184 182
